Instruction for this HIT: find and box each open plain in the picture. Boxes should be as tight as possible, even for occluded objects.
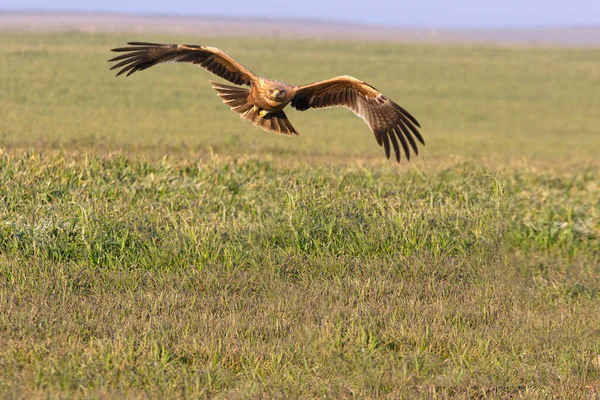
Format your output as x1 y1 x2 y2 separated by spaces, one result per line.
0 24 599 397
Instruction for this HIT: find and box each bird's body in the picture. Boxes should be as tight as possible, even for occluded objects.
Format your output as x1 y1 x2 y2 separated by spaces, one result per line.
249 79 295 113
109 42 424 162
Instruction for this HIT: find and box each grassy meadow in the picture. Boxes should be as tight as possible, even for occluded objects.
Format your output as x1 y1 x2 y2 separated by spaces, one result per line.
0 32 599 397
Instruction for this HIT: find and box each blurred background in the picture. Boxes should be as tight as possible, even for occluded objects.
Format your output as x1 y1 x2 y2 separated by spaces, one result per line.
4 0 600 28
1 1 599 164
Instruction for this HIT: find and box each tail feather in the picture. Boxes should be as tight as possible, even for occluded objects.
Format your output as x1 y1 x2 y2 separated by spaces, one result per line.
231 102 254 114
210 80 299 136
258 110 298 136
210 80 250 114
223 96 247 107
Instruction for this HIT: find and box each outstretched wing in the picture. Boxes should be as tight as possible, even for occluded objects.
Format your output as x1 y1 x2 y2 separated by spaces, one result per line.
291 75 423 162
108 42 256 86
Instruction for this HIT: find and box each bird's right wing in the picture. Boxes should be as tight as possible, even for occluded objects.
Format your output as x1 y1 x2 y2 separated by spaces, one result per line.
108 42 257 86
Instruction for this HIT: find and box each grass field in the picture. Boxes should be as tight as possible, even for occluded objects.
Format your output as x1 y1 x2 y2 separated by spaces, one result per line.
0 32 599 397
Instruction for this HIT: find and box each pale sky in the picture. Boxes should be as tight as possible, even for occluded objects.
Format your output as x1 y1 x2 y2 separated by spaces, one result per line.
2 0 600 28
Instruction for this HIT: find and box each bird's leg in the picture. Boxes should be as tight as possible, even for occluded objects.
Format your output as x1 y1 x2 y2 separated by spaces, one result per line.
253 105 271 118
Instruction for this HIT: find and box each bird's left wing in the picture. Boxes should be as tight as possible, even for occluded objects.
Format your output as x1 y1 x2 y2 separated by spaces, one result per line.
108 42 256 86
291 75 423 162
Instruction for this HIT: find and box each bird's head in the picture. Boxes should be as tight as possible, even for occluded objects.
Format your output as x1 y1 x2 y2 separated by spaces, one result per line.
268 87 287 101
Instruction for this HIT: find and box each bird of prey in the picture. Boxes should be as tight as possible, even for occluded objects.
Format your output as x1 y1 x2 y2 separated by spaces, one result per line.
108 42 424 162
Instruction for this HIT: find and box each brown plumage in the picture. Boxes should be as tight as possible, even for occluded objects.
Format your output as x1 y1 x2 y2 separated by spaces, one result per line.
109 42 424 162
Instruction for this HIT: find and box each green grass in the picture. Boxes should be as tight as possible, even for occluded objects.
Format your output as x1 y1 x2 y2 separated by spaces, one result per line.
0 32 599 397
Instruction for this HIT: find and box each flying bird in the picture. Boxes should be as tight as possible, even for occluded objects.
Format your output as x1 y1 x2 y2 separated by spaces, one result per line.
108 42 424 162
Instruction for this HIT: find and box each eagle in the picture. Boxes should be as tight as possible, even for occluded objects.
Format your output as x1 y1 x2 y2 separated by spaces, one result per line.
108 42 424 162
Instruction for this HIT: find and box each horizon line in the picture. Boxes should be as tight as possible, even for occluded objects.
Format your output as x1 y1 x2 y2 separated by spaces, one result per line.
2 8 600 31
